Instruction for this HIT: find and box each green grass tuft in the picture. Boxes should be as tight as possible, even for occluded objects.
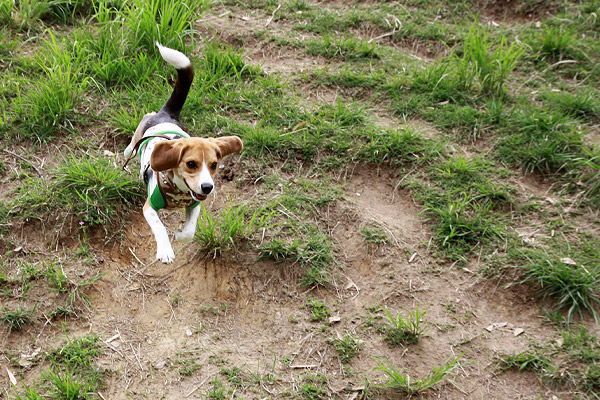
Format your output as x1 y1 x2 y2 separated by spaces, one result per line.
296 373 327 400
331 333 362 363
575 149 600 204
381 305 430 346
375 355 462 395
533 25 577 61
497 106 585 174
123 0 210 52
54 153 142 225
42 366 95 400
360 223 390 247
1 306 35 331
359 126 441 166
195 203 274 254
520 257 600 323
497 349 552 372
47 335 102 370
423 194 504 251
12 33 88 142
258 230 335 287
305 298 331 323
306 34 379 60
541 89 600 121
461 24 523 96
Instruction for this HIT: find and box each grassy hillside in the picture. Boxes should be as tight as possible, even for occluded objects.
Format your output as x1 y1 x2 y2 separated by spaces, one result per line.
1 0 599 399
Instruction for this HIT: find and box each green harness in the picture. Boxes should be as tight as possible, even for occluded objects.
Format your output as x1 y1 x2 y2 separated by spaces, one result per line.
135 131 201 211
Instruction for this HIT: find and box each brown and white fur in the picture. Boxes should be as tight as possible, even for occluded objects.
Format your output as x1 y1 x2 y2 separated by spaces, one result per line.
124 43 243 263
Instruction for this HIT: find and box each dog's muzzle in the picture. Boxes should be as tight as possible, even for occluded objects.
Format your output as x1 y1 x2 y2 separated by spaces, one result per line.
190 191 207 201
190 183 213 201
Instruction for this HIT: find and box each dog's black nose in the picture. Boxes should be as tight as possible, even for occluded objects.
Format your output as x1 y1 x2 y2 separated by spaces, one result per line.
201 183 213 194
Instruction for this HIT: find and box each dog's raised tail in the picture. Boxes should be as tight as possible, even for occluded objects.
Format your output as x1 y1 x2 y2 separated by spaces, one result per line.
156 42 194 120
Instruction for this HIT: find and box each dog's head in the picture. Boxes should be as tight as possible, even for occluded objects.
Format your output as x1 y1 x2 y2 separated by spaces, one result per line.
150 136 243 201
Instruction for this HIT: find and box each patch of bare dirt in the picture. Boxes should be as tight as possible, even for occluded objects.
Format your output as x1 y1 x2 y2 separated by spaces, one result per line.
478 0 559 22
1 157 574 399
56 166 558 399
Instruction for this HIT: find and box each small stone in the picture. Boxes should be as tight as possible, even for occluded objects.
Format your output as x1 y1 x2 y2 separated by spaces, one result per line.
6 367 16 385
514 328 524 336
560 257 577 265
329 316 341 324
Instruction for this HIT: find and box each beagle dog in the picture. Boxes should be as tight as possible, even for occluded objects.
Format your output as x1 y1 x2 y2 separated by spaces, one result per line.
124 43 243 263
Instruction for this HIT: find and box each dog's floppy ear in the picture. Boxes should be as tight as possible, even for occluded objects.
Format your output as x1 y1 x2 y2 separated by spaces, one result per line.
212 136 243 159
151 140 186 171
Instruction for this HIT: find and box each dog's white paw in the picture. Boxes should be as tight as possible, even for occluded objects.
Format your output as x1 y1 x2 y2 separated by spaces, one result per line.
175 230 195 243
156 243 175 264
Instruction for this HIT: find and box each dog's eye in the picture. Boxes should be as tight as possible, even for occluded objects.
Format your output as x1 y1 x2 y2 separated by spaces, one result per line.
186 161 197 170
211 162 218 170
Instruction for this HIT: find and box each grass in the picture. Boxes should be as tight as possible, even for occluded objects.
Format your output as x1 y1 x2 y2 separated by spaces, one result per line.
520 256 600 323
12 383 45 400
45 263 70 292
496 325 600 394
576 149 600 204
221 367 244 386
541 89 600 121
195 203 274 255
358 126 442 167
296 373 328 400
497 106 585 174
11 35 88 142
461 24 524 97
4 152 142 227
1 0 600 398
54 152 142 225
258 229 336 287
306 34 379 60
560 325 600 363
124 0 210 52
360 223 390 247
305 298 331 323
47 335 102 370
381 305 431 346
331 333 362 363
177 352 202 376
1 306 35 332
497 349 552 372
43 366 94 400
374 355 462 395
426 197 503 247
532 25 578 61
4 335 107 399
206 376 226 400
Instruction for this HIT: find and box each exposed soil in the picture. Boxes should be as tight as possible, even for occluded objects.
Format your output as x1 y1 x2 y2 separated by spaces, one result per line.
477 0 559 22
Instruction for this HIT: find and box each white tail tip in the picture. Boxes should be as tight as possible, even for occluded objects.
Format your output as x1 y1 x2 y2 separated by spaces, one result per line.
155 42 191 70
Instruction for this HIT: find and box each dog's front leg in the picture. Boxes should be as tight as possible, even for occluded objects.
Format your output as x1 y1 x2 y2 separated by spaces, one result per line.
176 205 201 243
143 200 175 263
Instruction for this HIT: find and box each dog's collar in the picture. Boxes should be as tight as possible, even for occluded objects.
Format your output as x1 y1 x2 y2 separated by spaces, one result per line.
155 170 200 210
